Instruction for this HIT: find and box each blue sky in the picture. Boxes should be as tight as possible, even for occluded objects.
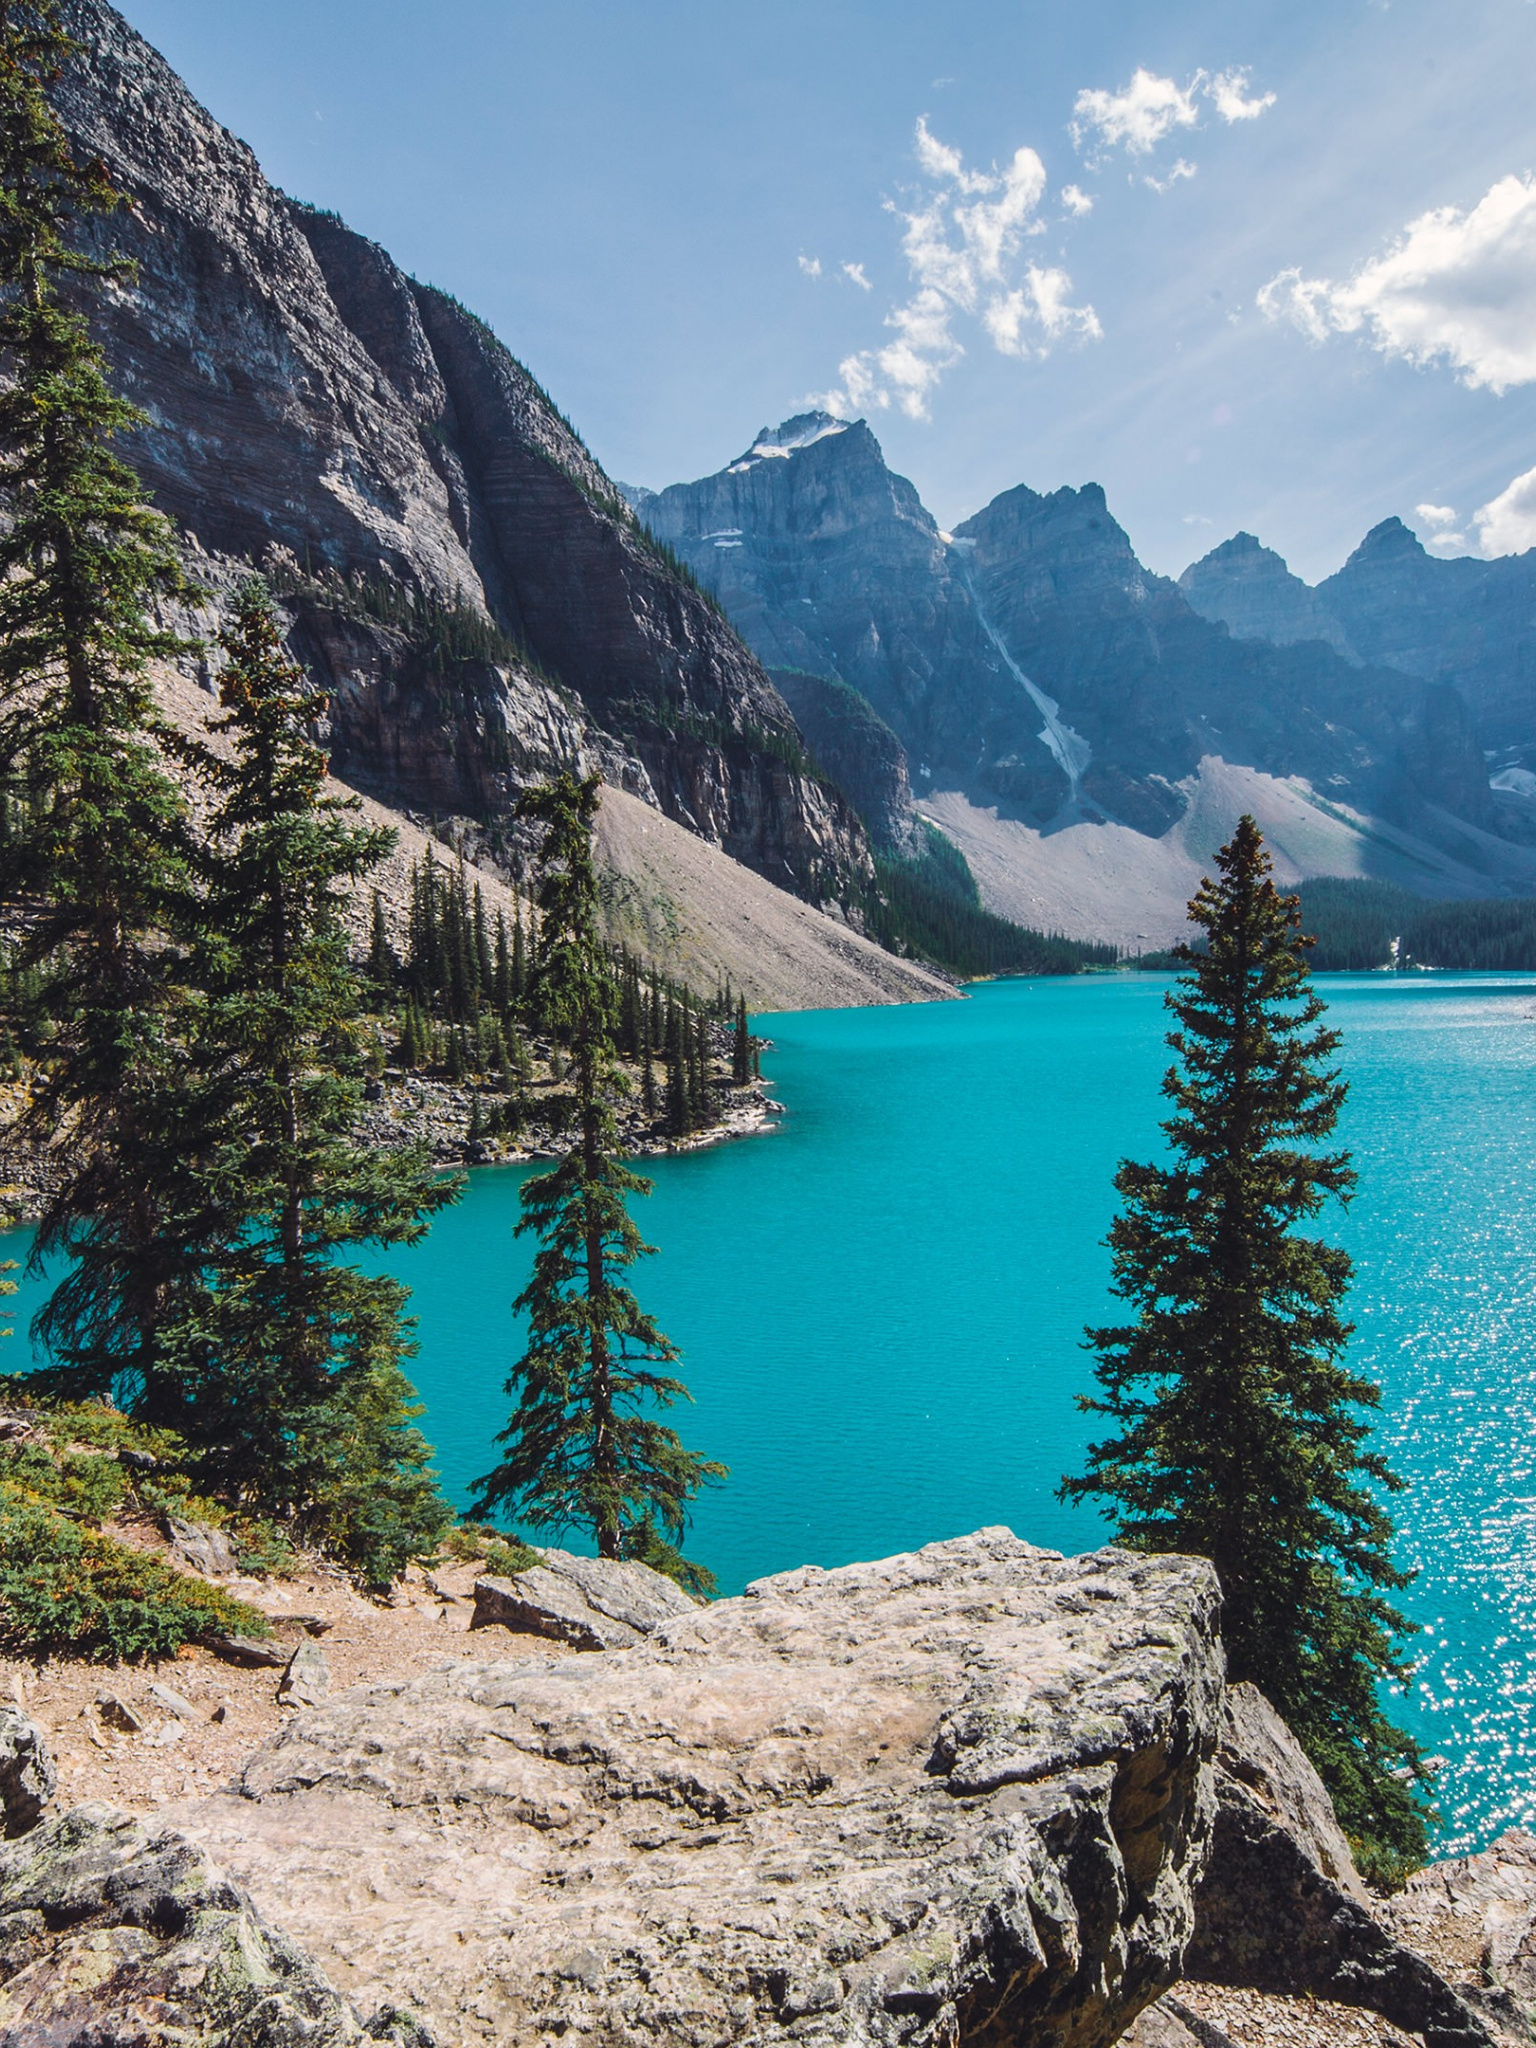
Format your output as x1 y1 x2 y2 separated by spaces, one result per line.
117 0 1536 582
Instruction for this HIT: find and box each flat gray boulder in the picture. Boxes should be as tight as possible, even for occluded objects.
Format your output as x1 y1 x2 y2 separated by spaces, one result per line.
173 1529 1224 2048
470 1547 695 1650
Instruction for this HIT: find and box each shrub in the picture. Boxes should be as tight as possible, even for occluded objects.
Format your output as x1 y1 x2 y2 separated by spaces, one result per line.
0 1500 269 1661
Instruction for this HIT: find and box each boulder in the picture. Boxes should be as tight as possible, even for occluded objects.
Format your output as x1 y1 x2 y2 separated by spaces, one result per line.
0 1709 54 1836
279 1640 332 1708
174 1530 1224 2048
1188 1682 1495 2047
209 1631 286 1668
0 1802 435 2043
470 1549 694 1650
1383 1829 1536 2040
163 1513 239 1576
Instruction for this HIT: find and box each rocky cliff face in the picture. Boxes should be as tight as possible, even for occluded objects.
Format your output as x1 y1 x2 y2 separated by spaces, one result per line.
1186 517 1536 769
645 415 1499 847
50 1 870 904
1177 533 1357 659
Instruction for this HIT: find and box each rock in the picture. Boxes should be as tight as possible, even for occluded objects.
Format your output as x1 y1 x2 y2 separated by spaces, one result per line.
533 1546 699 1631
0 1710 55 1836
1120 1994 1236 2047
469 1550 694 1651
279 1640 332 1709
471 1567 645 1650
147 1682 199 1723
0 1802 436 2044
178 1530 1223 2048
95 1691 144 1735
209 1632 287 1668
1188 1682 1495 2047
163 1512 239 1576
1384 1829 1536 2037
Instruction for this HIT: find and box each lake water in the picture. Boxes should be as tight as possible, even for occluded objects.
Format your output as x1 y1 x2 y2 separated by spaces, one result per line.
9 971 1536 1852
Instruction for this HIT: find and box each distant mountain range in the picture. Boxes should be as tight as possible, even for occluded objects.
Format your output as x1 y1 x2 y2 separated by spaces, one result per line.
635 416 1536 945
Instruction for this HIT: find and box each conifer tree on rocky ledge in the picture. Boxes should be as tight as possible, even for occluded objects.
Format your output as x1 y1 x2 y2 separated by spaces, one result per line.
169 579 456 1585
1061 814 1429 1882
472 771 724 1592
0 0 201 1402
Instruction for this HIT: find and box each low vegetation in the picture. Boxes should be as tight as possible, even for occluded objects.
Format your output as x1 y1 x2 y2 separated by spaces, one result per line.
0 1393 271 1661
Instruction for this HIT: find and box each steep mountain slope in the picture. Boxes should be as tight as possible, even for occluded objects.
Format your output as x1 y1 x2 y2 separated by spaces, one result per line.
52 0 870 907
642 414 1524 939
1177 533 1356 658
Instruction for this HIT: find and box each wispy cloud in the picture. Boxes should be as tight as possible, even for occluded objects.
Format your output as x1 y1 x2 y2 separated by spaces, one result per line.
1060 183 1094 216
1258 174 1536 393
841 261 872 291
818 118 1098 421
797 254 822 278
1070 64 1274 180
1144 158 1197 195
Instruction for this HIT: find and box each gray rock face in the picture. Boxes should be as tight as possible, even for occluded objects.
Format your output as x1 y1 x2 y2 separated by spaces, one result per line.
0 1803 434 2044
0 1710 55 1837
50 2 871 907
279 1639 332 1709
1178 533 1358 659
163 1513 238 1576
1189 1684 1495 2047
1385 1828 1536 2040
177 1529 1224 2047
471 1549 699 1650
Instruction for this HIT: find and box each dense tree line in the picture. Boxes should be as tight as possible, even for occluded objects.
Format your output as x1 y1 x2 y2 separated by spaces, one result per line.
868 826 1115 979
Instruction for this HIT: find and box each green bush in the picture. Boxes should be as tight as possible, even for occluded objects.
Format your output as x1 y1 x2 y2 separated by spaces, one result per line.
0 1500 270 1661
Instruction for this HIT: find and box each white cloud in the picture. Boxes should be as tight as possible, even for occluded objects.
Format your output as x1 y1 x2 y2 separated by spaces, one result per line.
841 261 872 290
1474 462 1536 555
1072 68 1201 157
1144 158 1197 195
1071 65 1274 162
1415 502 1458 525
1258 174 1536 393
1060 183 1094 216
819 118 1096 420
797 254 822 278
1207 67 1276 123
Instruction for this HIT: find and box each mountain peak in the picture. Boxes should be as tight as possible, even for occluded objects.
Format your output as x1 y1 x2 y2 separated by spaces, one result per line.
727 412 855 473
1347 515 1427 567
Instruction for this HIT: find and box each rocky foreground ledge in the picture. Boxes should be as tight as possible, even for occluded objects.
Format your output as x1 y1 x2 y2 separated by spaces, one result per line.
1 1529 1532 2047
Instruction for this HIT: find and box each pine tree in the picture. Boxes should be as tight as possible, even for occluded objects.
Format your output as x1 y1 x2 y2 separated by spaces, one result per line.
472 771 724 1573
366 889 397 993
170 579 458 1585
732 993 751 1086
1061 816 1427 1880
0 0 204 1402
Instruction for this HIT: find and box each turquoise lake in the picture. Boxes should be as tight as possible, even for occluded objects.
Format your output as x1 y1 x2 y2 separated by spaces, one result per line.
9 970 1536 1852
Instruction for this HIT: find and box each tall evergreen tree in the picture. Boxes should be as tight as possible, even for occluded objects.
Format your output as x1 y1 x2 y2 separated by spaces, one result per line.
0 0 204 1400
472 771 723 1579
1062 816 1427 1879
170 580 456 1584
732 993 751 1086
